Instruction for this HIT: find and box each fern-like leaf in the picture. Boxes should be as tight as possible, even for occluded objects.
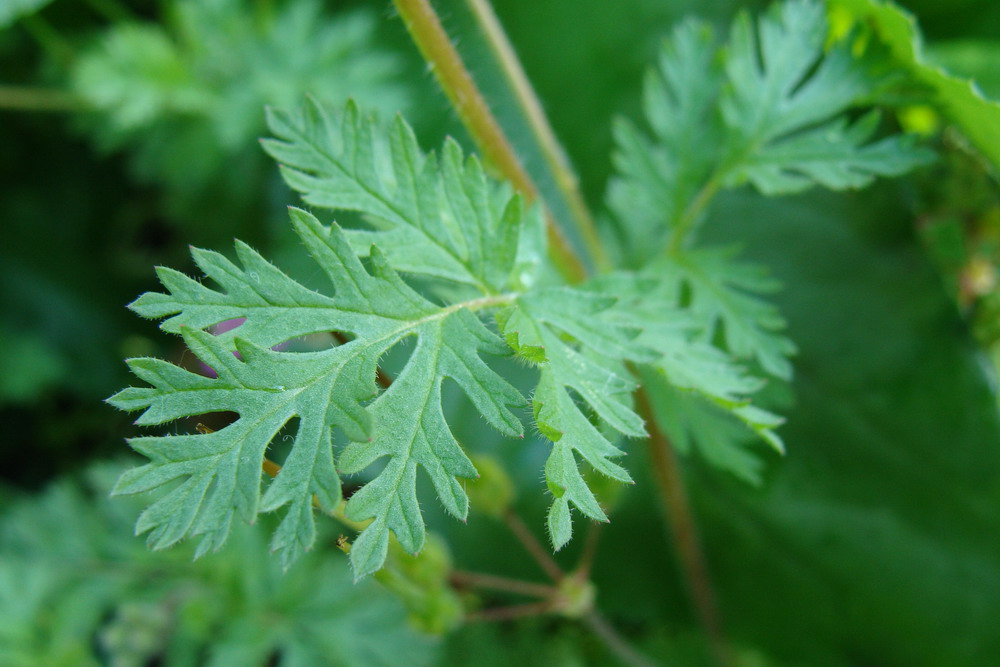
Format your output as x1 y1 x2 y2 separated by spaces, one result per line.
498 289 653 549
262 98 540 293
720 0 934 194
609 0 933 264
113 101 649 575
111 209 524 576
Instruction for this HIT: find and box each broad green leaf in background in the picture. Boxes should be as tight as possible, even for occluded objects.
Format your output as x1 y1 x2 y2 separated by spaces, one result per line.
926 41 1000 101
688 187 1000 664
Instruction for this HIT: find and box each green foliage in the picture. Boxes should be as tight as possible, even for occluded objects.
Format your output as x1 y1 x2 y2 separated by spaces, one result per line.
830 0 1000 171
0 327 66 405
0 0 53 29
609 1 933 265
110 0 931 579
927 41 1000 100
113 101 650 576
71 0 407 228
0 461 435 666
602 0 933 480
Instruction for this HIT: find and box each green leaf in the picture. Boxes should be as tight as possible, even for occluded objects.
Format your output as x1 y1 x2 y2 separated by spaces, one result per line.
607 18 721 264
684 186 1000 665
263 98 540 293
111 209 524 576
720 0 932 194
0 461 436 666
596 272 785 481
829 0 1000 172
70 0 408 229
499 287 652 549
608 0 932 265
656 248 797 381
640 370 772 485
927 41 1000 102
0 0 54 29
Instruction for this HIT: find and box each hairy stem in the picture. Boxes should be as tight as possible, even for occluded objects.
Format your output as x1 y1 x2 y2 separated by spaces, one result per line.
635 387 731 666
503 508 564 581
0 85 82 112
450 570 557 598
391 0 587 283
464 0 611 273
574 522 602 582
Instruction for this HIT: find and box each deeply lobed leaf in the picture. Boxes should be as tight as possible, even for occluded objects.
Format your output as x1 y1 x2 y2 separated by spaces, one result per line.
609 0 933 264
111 209 525 576
262 98 542 294
499 288 653 549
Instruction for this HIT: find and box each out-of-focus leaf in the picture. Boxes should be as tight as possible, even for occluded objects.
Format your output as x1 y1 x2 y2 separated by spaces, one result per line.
71 0 409 233
0 0 54 29
686 187 1000 664
0 461 438 666
0 328 66 405
927 40 1000 101
830 0 1000 171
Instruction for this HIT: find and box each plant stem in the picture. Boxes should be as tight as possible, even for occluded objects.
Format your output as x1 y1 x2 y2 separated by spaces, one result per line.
668 172 723 255
391 0 587 283
464 0 611 273
583 611 657 667
503 508 564 581
0 85 83 112
466 600 552 622
635 387 731 666
450 570 557 598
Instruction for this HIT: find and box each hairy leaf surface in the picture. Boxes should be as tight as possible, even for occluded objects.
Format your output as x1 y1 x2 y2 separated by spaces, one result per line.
263 98 539 293
111 209 524 576
499 288 652 548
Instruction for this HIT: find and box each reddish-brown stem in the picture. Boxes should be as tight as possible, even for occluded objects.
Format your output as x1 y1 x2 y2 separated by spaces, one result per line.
465 600 552 622
503 509 564 582
635 387 731 666
463 0 611 273
450 570 557 598
391 0 587 283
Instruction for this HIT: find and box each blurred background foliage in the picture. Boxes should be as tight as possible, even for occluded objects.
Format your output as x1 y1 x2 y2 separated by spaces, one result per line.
2 0 1000 664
